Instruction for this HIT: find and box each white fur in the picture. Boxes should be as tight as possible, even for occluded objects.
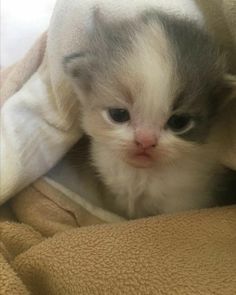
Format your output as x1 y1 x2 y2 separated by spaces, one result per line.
91 137 219 218
126 23 178 124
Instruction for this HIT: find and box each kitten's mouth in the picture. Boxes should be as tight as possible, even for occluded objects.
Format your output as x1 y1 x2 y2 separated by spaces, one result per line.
125 150 155 168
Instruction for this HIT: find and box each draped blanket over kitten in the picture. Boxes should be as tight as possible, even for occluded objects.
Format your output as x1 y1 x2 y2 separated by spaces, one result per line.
0 0 236 294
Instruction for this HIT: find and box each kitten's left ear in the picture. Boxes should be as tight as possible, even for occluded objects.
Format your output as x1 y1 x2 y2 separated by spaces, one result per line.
63 52 97 93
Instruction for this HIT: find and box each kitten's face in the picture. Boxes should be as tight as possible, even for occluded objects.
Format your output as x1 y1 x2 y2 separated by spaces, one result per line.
79 51 208 169
64 11 234 169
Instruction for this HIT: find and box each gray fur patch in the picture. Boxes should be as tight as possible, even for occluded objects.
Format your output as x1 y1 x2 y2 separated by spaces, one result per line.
141 11 228 143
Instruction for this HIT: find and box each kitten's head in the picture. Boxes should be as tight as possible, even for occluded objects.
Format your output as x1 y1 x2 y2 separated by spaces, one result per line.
64 10 236 169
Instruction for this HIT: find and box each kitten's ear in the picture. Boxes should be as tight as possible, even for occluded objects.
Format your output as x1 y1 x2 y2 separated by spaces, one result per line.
63 52 97 92
63 9 107 93
63 10 110 94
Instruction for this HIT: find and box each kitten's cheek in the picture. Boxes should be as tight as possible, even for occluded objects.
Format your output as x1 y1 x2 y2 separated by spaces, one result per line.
81 114 106 139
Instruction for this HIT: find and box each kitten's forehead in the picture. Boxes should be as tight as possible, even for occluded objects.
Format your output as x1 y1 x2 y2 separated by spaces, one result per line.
87 11 179 118
118 21 178 122
85 10 226 129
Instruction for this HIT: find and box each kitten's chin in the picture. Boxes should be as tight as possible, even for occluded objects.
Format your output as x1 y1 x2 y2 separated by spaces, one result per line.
124 153 155 168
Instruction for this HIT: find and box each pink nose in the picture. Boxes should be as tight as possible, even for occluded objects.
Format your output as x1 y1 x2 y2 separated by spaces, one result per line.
135 131 157 149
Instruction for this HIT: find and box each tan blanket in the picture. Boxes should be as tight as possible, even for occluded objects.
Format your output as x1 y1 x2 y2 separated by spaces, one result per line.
1 0 236 294
1 205 236 295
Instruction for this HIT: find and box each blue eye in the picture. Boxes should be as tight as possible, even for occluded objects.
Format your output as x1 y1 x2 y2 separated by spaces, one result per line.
108 108 130 123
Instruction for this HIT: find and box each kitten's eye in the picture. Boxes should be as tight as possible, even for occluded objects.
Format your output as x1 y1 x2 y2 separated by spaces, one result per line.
167 114 194 134
108 108 130 123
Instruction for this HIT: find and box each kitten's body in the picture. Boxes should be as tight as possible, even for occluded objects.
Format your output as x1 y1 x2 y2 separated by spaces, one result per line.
63 10 236 219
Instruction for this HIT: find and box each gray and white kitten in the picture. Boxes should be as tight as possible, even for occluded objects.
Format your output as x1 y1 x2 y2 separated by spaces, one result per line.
63 10 236 219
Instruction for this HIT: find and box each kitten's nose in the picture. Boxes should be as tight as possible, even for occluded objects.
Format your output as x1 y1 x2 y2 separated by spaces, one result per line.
135 131 157 149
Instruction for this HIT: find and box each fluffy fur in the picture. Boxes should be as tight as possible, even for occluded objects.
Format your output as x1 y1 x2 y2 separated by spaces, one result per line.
63 10 236 219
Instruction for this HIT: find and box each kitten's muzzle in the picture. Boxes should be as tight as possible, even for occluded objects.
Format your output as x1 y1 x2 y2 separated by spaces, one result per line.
125 144 156 168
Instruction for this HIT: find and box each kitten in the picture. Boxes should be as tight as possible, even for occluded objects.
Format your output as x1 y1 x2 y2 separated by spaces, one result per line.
63 10 236 219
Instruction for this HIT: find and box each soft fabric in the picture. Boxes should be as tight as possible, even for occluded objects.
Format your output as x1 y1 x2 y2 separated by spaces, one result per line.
1 0 56 68
0 32 47 107
0 205 236 294
1 0 236 294
196 0 236 69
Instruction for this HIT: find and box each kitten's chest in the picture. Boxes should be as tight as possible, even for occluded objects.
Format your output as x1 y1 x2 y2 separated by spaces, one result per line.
101 162 215 219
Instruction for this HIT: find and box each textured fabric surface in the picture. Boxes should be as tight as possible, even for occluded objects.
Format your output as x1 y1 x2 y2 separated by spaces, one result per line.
0 0 236 294
0 32 47 106
10 178 119 237
0 206 235 295
196 0 236 71
0 252 30 295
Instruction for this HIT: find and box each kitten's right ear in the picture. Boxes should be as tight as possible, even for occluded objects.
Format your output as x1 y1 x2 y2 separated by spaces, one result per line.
63 52 96 92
